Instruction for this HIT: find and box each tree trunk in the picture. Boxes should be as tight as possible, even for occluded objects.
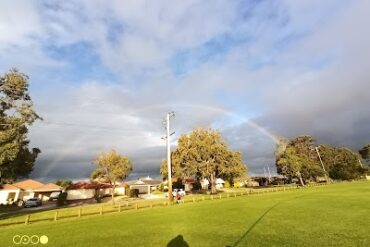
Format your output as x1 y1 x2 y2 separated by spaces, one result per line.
297 173 305 186
210 172 217 194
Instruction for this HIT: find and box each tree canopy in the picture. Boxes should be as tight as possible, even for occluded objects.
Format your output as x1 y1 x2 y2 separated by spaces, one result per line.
161 128 247 193
359 143 370 164
92 149 132 203
275 135 367 184
275 136 324 185
0 68 41 182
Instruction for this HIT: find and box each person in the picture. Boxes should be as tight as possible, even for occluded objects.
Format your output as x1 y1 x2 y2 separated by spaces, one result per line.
176 192 181 204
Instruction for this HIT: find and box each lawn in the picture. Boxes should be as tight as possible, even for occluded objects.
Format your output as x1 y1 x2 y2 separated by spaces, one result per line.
0 181 368 247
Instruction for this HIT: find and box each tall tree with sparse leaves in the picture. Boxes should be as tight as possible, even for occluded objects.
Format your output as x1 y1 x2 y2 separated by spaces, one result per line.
0 68 41 182
92 149 132 204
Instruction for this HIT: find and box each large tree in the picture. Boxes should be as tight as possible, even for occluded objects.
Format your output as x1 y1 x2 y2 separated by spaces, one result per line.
161 128 247 194
92 149 132 203
275 136 324 184
320 146 366 180
276 135 367 183
0 68 41 182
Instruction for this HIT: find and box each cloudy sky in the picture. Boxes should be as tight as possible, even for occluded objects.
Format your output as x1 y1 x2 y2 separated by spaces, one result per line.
1 0 369 182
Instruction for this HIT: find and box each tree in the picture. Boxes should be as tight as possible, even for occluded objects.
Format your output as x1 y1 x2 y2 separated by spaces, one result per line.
359 143 370 164
161 128 247 194
92 149 132 203
55 179 72 188
320 146 366 180
0 68 41 182
275 135 324 184
277 147 306 186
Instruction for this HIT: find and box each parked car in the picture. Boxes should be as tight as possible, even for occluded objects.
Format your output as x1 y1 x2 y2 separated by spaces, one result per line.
172 189 186 197
23 198 42 208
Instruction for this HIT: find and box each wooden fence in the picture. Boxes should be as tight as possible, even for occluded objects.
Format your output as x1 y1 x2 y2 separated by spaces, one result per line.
0 183 328 227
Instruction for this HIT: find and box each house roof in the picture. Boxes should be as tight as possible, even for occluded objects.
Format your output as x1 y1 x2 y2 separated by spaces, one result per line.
0 184 21 190
34 183 62 191
144 179 162 185
13 179 45 190
127 179 162 186
67 182 113 190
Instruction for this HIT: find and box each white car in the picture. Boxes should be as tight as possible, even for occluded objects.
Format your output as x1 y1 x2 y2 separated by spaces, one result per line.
172 189 186 197
23 198 42 208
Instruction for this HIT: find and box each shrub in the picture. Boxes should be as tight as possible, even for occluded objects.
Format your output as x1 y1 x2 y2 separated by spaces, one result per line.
224 181 231 188
233 182 241 188
57 192 68 206
192 181 202 191
129 189 139 198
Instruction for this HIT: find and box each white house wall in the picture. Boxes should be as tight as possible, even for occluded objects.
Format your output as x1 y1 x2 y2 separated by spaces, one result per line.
0 189 20 205
67 189 95 200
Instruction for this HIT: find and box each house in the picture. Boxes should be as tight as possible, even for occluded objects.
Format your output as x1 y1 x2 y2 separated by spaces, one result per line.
66 182 126 200
0 184 22 205
127 176 161 195
0 179 62 205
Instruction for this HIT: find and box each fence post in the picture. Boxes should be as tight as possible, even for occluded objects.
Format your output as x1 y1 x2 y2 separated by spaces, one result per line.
136 203 138 210
192 197 195 203
100 205 103 215
25 215 30 225
234 193 236 198
150 203 153 208
54 211 58 221
126 201 129 207
219 194 221 199
118 203 121 212
78 208 81 218
211 195 214 200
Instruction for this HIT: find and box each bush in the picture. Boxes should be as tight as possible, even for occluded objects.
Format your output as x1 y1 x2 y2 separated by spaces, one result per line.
129 189 139 198
233 182 242 188
192 181 202 191
224 181 231 188
57 192 68 206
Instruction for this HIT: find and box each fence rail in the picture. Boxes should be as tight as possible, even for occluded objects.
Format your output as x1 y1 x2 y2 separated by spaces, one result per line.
0 183 328 227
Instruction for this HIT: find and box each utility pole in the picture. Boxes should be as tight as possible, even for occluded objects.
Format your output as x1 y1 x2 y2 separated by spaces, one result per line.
315 146 328 183
267 166 272 182
163 112 175 201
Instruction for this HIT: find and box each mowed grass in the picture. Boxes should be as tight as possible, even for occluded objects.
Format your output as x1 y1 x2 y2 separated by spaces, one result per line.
0 181 369 247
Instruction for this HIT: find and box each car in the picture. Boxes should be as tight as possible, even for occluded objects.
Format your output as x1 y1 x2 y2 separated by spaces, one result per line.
23 198 42 208
172 189 186 197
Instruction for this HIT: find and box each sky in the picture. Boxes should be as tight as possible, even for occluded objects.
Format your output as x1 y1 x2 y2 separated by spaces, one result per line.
1 0 369 182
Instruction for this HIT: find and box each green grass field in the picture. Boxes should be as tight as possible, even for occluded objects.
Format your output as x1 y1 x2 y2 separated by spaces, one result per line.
0 181 369 247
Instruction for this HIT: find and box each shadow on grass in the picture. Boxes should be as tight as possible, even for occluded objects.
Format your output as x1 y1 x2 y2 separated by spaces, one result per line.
226 195 307 247
167 235 189 247
225 202 281 247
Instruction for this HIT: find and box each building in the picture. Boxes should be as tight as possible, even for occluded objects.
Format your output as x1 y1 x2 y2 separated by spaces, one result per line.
127 176 162 195
0 179 62 205
66 182 126 200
